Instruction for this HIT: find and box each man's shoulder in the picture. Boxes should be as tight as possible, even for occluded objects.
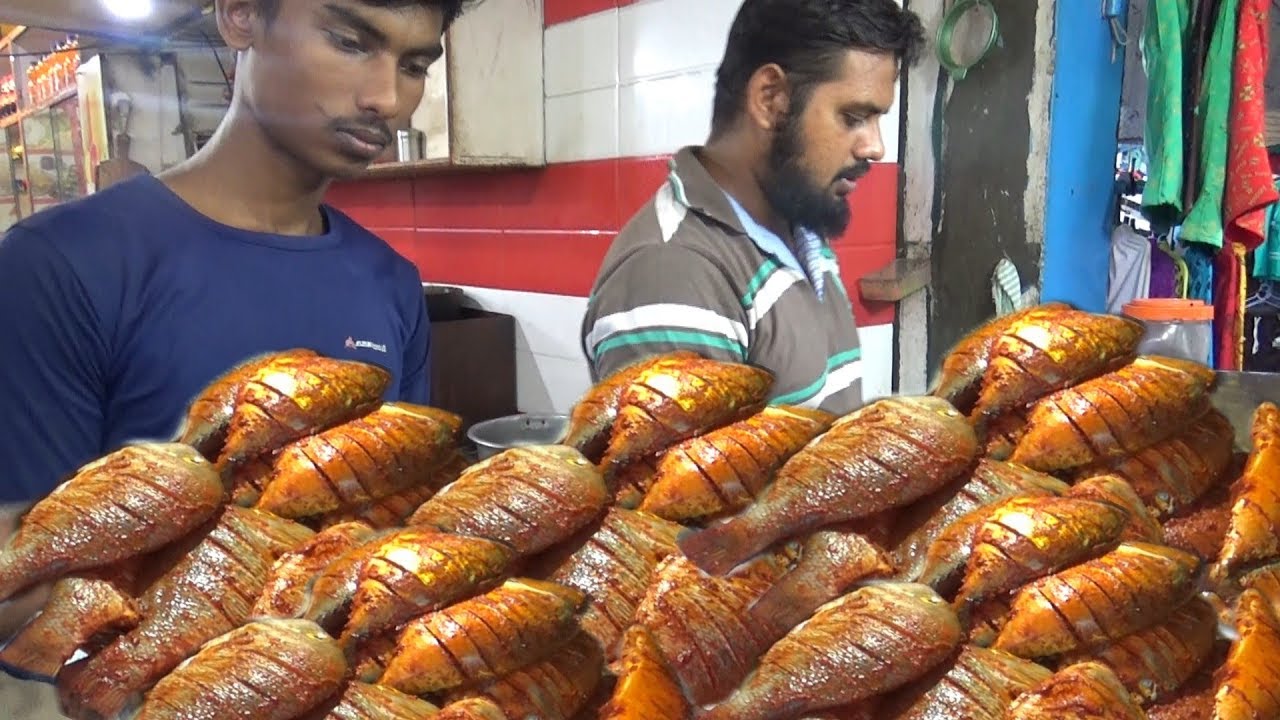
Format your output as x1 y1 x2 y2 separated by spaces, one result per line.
323 205 420 280
10 177 159 247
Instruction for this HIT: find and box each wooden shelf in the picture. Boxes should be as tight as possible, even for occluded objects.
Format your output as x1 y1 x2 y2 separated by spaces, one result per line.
359 155 543 179
859 257 932 302
0 84 78 130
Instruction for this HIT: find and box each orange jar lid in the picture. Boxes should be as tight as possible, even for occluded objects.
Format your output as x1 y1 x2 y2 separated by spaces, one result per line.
1122 298 1215 322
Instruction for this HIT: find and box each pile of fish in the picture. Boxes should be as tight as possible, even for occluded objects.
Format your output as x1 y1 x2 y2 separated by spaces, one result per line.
0 304 1275 720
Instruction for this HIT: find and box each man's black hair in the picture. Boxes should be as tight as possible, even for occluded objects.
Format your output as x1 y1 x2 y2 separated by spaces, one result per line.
710 0 925 137
258 0 475 31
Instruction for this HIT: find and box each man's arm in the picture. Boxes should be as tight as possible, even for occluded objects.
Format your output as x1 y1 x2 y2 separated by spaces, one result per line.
399 285 431 404
582 245 750 382
0 227 108 504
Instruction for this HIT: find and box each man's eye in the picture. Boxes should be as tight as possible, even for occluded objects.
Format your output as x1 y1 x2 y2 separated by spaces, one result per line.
327 31 365 54
843 113 866 128
402 62 432 78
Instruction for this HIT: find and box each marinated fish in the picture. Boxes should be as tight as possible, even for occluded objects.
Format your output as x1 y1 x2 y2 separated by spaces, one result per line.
968 595 1013 647
1005 661 1147 720
700 582 962 720
1212 588 1280 719
301 530 393 633
954 495 1128 610
612 456 661 509
379 578 586 695
1078 410 1235 520
994 542 1200 658
0 571 138 681
890 459 1069 582
1061 598 1217 706
544 508 682 660
131 619 346 720
746 527 891 643
0 443 223 603
255 402 462 518
319 453 467 530
682 397 978 576
599 625 690 720
983 409 1029 461
175 348 317 461
433 698 508 720
971 308 1142 422
341 529 514 647
216 354 391 471
931 304 1067 412
301 682 440 720
60 506 314 719
598 356 774 479
1068 475 1165 544
638 406 834 523
1213 402 1280 581
252 521 378 619
1240 560 1280 620
1161 486 1232 563
879 644 1051 720
446 632 604 720
1009 356 1217 471
563 352 698 462
409 445 607 557
635 555 775 705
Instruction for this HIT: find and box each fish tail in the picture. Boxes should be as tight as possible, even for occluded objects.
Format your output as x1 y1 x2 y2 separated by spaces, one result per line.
677 520 762 576
0 555 32 604
744 581 805 645
0 620 61 681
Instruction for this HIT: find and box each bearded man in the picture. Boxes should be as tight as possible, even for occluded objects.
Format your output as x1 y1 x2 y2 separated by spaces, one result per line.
580 0 923 414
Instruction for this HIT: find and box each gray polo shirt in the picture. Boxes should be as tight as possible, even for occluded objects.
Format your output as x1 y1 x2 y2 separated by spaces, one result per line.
581 147 863 415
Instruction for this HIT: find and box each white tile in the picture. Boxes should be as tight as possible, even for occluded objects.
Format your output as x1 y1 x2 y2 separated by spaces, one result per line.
619 70 715 157
619 0 742 83
860 323 894 402
881 83 901 164
516 350 554 413
545 87 620 163
516 352 593 415
544 9 619 97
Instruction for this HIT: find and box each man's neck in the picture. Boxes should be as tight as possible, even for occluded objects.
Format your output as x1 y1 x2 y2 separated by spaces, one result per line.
159 104 331 237
699 137 790 241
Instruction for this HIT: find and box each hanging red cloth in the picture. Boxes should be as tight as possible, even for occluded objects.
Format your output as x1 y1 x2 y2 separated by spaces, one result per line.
1218 0 1273 369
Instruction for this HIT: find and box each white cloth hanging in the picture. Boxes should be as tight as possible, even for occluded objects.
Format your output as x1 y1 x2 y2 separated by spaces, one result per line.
1107 224 1152 314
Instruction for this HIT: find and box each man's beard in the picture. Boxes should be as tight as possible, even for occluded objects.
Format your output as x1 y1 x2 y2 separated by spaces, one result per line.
760 108 870 239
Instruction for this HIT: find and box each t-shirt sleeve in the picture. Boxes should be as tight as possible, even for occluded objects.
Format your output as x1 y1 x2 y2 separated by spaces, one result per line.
399 280 431 405
0 227 109 502
581 244 750 382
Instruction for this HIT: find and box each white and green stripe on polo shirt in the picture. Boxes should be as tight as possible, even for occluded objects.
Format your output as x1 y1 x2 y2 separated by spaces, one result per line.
771 347 864 409
585 303 749 362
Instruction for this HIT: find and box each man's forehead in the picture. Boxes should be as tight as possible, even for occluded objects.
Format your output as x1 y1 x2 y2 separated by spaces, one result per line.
817 49 900 110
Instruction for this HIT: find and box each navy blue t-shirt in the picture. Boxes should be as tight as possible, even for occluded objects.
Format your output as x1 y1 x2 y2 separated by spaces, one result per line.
0 175 430 502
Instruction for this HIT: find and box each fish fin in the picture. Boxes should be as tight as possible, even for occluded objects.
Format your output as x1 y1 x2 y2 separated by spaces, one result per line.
677 523 756 576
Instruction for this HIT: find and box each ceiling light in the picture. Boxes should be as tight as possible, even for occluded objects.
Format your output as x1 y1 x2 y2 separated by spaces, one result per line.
102 0 155 21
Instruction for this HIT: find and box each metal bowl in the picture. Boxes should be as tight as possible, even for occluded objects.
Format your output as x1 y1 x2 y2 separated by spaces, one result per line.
467 413 570 460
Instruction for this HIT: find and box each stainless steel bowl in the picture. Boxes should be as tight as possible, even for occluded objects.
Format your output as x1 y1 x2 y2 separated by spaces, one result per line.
467 413 570 460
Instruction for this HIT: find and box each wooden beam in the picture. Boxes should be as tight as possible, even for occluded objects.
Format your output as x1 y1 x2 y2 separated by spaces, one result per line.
858 257 932 303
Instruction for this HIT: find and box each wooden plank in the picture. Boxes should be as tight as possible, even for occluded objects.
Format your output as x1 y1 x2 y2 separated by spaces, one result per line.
858 257 932 302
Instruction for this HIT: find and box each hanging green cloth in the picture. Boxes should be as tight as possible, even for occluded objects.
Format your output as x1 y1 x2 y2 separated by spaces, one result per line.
1180 0 1239 248
1140 0 1190 227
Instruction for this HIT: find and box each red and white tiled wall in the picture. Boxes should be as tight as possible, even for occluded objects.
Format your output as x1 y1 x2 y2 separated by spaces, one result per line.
328 0 902 414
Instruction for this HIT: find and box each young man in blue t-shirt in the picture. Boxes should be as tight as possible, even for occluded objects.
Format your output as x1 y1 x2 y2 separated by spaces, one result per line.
0 0 472 506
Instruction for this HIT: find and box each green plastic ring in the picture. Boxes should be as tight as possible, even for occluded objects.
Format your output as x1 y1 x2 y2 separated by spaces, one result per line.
937 0 1000 80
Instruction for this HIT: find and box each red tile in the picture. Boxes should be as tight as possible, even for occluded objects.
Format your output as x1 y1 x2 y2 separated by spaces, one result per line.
616 155 671 227
411 160 618 232
832 162 899 251
834 244 897 327
326 178 415 228
544 0 616 27
397 229 614 296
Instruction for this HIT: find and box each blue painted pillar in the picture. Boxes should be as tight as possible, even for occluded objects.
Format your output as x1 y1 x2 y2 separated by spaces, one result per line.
1041 1 1128 311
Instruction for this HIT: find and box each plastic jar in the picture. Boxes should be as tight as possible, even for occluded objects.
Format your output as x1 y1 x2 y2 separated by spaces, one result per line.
1122 299 1215 365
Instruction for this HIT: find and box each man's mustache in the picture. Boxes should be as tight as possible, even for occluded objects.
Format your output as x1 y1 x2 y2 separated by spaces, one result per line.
836 161 871 184
330 118 394 146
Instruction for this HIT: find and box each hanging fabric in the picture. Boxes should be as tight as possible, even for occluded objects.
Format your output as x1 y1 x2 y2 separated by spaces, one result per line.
1212 0 1272 371
1140 0 1191 226
1108 224 1153 313
1183 0 1225 213
1257 182 1280 280
1148 237 1178 298
1181 0 1239 249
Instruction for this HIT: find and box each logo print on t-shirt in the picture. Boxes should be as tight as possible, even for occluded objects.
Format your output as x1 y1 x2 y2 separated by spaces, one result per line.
345 336 388 353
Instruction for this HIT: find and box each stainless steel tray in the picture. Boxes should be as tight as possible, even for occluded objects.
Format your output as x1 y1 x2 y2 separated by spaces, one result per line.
1211 372 1280 450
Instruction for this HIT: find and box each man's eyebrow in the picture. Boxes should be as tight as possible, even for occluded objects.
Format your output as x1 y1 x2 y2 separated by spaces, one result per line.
843 100 891 115
323 3 389 45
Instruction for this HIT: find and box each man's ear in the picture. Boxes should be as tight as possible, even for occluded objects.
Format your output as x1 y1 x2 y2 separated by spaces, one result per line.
744 63 791 132
215 0 262 52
